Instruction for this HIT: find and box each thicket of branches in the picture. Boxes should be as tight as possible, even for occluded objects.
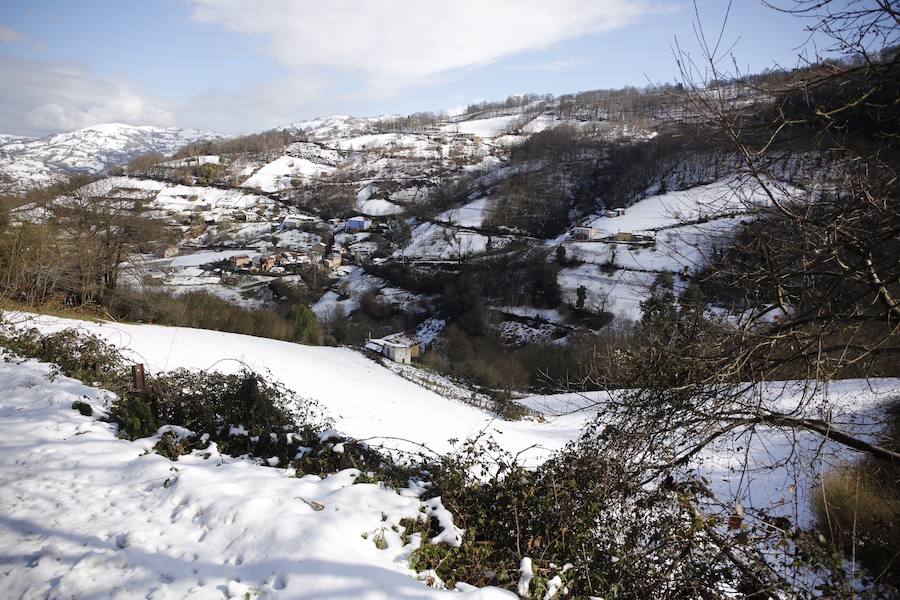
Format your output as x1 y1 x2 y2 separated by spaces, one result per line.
563 1 900 595
172 130 303 160
0 177 172 308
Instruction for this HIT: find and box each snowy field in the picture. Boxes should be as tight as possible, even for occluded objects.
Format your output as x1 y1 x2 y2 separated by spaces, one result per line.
441 116 520 137
521 378 900 527
582 177 796 238
8 313 585 462
559 178 801 321
399 223 516 261
0 356 515 599
557 264 665 322
1 314 897 598
74 176 302 226
241 155 335 192
436 198 492 228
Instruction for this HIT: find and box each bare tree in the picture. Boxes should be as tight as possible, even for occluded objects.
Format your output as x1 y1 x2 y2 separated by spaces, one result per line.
562 1 899 595
0 177 173 308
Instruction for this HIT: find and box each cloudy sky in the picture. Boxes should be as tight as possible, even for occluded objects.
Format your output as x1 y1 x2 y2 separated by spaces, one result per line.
1 1 831 136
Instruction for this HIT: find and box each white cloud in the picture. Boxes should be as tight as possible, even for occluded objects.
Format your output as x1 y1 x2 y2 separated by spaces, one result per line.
0 25 23 44
0 56 174 135
179 76 333 134
0 2 653 135
509 59 588 72
189 0 649 93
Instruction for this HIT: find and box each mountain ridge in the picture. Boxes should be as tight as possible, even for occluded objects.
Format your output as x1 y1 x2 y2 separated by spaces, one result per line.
0 123 225 193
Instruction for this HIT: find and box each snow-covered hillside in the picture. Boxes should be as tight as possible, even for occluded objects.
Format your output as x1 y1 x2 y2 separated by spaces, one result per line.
276 115 397 139
0 354 518 599
557 177 802 320
1 314 897 597
241 143 341 192
0 123 224 193
0 96 779 331
14 313 585 461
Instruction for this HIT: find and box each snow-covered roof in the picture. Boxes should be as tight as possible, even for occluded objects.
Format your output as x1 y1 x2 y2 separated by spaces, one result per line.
376 332 420 348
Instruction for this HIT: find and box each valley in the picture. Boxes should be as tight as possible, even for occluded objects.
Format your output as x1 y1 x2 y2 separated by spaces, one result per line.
1 3 898 596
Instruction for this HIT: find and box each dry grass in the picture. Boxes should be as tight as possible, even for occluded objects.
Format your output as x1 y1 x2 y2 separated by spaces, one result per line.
0 298 110 322
813 404 900 589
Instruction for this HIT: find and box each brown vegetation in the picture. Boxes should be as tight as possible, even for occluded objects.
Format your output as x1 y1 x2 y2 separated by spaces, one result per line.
813 403 900 589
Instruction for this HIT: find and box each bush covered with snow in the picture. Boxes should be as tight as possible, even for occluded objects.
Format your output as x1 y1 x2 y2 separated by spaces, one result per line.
0 326 124 384
0 325 334 465
404 434 743 598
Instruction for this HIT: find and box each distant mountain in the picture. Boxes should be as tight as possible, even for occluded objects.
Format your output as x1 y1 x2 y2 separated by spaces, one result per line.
0 134 32 145
0 123 225 194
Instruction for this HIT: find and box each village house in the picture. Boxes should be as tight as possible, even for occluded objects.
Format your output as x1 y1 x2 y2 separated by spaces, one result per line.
609 231 656 245
606 208 626 218
349 240 378 261
322 252 342 269
282 215 308 229
229 255 253 268
365 332 420 365
310 242 328 256
257 255 277 272
144 270 166 285
572 225 600 241
346 216 372 232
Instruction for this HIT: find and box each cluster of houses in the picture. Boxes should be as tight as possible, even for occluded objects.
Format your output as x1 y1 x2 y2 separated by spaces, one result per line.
282 215 373 233
218 212 382 273
570 208 656 246
227 244 340 273
201 209 369 232
571 225 656 245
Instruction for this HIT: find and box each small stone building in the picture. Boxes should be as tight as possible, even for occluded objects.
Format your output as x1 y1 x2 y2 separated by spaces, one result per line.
572 226 599 240
365 332 421 365
229 255 253 268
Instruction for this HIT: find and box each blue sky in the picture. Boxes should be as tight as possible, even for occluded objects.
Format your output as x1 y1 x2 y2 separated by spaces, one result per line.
0 1 839 136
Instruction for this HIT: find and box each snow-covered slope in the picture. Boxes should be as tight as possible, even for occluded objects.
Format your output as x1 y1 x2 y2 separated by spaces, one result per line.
441 115 520 137
2 320 898 598
0 354 516 599
0 133 32 145
241 153 336 192
0 123 224 193
558 177 802 320
0 153 60 191
15 313 586 462
276 115 398 140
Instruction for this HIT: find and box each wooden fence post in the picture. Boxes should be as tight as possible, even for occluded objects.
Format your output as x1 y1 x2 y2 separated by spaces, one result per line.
131 363 146 392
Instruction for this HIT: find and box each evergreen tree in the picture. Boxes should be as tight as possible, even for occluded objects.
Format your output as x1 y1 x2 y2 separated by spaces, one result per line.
640 272 677 328
290 305 321 345
575 285 587 311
